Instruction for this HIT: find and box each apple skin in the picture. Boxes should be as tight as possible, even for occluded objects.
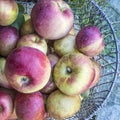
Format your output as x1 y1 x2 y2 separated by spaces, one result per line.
54 34 79 57
31 0 74 40
41 54 59 94
89 59 101 88
15 92 46 120
5 46 51 93
20 19 35 36
53 52 95 96
0 90 13 120
0 57 12 89
0 0 18 26
17 33 48 54
0 26 19 57
46 90 81 119
76 25 105 57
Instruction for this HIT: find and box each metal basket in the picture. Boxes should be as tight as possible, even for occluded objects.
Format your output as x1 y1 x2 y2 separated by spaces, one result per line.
16 0 119 120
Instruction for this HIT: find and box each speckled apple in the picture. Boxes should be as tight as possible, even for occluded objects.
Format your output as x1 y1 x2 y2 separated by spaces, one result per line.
76 25 105 57
15 92 46 120
0 0 18 26
17 33 48 54
46 90 81 119
53 52 95 96
5 47 51 93
0 26 19 57
31 0 74 40
0 90 13 120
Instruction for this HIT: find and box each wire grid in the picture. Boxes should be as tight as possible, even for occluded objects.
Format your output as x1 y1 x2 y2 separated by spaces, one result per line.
16 0 119 120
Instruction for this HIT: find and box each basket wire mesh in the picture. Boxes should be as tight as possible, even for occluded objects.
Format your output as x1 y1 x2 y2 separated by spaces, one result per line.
16 0 119 119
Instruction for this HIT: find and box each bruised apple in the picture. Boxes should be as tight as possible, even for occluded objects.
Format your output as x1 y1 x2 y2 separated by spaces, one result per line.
31 0 74 40
53 52 95 96
0 57 11 89
20 19 34 36
76 25 105 57
41 54 59 94
0 0 18 26
46 90 81 119
17 34 47 54
15 92 46 120
5 47 51 93
0 26 19 57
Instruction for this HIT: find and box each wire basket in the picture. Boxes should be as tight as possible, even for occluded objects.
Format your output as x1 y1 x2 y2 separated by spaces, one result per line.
16 0 119 119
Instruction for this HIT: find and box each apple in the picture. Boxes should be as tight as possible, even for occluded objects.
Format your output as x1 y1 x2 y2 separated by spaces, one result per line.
0 90 13 120
76 25 105 57
54 34 79 56
23 13 31 21
53 52 95 96
0 26 19 57
15 92 46 120
41 54 59 94
46 90 81 119
0 0 18 26
20 19 35 36
31 0 74 40
0 57 12 89
5 46 51 93
89 59 101 88
17 33 47 54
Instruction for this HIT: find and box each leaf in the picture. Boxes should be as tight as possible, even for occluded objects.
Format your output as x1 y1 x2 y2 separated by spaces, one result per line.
11 3 25 30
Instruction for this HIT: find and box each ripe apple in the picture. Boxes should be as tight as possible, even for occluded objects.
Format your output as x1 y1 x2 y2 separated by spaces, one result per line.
0 90 13 120
46 90 81 119
89 59 101 88
0 26 19 57
41 54 59 94
76 25 105 57
20 19 35 36
17 33 48 54
5 46 51 93
0 0 18 26
0 57 12 89
53 52 95 96
15 92 46 120
54 34 79 56
31 0 74 40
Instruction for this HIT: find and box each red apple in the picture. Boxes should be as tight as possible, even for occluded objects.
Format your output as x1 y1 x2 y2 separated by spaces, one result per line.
15 92 46 120
17 33 48 54
31 0 74 40
0 26 19 57
0 90 13 120
41 54 59 94
0 57 12 89
54 34 79 56
0 0 18 26
89 59 101 88
53 52 95 96
5 46 51 93
76 25 105 57
46 90 81 119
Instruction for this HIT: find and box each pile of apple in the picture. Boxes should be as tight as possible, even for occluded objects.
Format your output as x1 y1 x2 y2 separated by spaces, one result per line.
0 0 105 120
